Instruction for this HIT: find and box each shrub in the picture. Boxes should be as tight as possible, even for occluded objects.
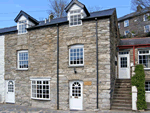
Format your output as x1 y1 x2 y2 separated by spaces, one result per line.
131 64 147 110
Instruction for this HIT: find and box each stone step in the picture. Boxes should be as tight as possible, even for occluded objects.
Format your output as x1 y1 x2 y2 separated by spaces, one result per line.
115 83 131 86
112 103 132 107
115 85 131 88
112 99 132 103
111 106 132 111
114 90 131 94
114 88 131 91
113 94 131 98
113 97 132 100
116 79 131 83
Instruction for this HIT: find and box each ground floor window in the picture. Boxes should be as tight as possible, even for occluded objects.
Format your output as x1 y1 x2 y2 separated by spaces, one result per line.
145 81 150 92
31 79 50 100
138 50 150 69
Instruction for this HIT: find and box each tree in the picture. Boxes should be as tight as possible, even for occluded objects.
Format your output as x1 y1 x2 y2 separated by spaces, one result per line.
131 0 150 11
48 0 68 18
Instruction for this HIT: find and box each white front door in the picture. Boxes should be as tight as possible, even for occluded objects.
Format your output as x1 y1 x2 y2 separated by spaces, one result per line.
69 81 83 110
5 80 15 103
118 51 130 79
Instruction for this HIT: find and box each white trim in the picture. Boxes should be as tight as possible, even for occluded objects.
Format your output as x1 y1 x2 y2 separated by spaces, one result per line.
18 20 28 34
17 50 28 70
69 45 84 66
30 79 50 100
124 20 129 27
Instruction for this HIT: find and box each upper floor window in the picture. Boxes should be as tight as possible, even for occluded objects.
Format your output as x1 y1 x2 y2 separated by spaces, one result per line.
31 79 50 100
124 30 130 35
124 20 129 27
118 23 120 29
69 45 84 66
138 50 150 69
143 14 149 21
18 50 28 70
70 9 82 26
18 20 27 34
144 25 150 33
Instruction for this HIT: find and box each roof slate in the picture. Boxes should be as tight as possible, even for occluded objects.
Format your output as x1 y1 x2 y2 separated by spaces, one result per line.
0 8 115 35
119 38 150 46
118 8 150 22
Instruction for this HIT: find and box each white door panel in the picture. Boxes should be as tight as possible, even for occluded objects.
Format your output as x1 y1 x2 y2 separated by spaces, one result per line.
69 81 83 110
118 52 130 79
5 80 15 103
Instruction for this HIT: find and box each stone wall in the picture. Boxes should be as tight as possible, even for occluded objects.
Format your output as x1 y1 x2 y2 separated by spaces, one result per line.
119 14 150 37
0 36 5 103
5 15 117 111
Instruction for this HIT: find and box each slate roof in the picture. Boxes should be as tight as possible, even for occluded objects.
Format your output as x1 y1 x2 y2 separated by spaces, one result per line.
0 8 115 35
14 10 39 25
118 8 150 22
65 0 90 16
119 37 150 46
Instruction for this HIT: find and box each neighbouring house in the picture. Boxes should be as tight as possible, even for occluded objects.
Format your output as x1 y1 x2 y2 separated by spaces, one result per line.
118 37 150 110
0 0 119 111
118 5 150 38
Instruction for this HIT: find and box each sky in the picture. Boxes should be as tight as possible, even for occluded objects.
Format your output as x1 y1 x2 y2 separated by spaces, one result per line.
0 0 133 28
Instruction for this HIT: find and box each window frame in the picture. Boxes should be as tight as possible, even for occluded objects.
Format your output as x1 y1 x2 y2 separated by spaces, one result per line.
30 79 51 100
69 45 84 67
118 23 120 29
18 20 27 34
17 50 29 70
145 81 150 92
144 25 150 33
124 20 129 27
124 30 130 35
69 9 82 27
138 50 150 69
143 13 149 21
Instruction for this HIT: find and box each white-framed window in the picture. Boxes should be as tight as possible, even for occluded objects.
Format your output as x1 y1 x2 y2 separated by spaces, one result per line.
69 9 82 26
145 81 150 92
138 50 150 69
144 25 150 33
17 50 28 70
18 20 27 34
124 30 130 35
124 20 129 27
143 13 149 21
31 79 50 100
118 23 120 29
69 45 84 66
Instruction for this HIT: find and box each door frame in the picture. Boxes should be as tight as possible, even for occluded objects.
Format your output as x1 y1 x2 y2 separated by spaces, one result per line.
5 80 15 103
118 51 130 79
69 80 83 110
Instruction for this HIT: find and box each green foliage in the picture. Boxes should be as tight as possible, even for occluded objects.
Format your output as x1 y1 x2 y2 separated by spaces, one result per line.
131 65 147 110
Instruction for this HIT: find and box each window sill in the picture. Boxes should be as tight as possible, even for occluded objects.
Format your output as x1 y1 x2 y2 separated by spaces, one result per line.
68 65 84 68
31 98 50 101
145 91 150 93
17 32 28 35
16 69 29 71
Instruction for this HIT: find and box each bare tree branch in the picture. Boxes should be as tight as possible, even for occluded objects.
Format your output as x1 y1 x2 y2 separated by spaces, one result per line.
48 0 68 18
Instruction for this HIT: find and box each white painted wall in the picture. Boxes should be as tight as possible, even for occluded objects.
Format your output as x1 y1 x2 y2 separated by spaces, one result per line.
67 4 87 21
0 35 5 103
17 15 35 34
145 92 150 102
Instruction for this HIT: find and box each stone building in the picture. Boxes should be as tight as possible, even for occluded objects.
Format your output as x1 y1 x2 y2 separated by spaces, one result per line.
0 0 119 111
118 5 150 38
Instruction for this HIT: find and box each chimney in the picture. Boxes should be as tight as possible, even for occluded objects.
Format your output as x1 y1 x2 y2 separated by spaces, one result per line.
45 18 47 23
137 5 143 12
49 13 54 22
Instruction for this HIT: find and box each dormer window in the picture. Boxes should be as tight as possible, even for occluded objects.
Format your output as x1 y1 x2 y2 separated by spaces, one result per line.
70 9 82 26
18 20 27 34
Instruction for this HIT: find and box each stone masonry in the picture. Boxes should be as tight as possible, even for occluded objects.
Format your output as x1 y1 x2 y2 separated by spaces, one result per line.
4 12 119 111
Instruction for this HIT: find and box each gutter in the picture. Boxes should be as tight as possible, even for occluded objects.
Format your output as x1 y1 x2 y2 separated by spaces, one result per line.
95 18 99 109
57 24 59 110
